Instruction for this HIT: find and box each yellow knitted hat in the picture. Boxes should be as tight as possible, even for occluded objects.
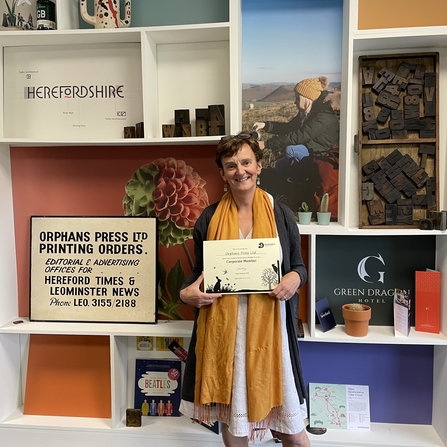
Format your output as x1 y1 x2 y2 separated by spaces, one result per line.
294 76 329 101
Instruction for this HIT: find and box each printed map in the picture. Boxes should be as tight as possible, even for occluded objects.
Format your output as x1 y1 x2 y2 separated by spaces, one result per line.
309 383 347 429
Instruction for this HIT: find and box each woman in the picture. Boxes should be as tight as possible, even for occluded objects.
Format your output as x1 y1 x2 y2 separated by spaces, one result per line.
254 76 340 179
179 133 310 447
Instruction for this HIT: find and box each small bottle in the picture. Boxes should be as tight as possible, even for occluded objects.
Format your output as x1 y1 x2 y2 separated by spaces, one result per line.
37 0 56 30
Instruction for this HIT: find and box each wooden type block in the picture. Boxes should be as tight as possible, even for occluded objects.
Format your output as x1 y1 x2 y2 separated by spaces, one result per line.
424 72 436 87
378 67 395 82
376 91 400 109
363 106 376 121
126 408 142 427
426 179 436 211
362 160 379 175
181 123 191 137
385 204 398 225
404 118 421 130
196 119 208 136
396 62 414 78
401 155 421 178
396 155 412 170
208 104 225 136
397 214 413 225
424 100 436 117
371 169 386 184
402 183 417 197
175 109 190 124
377 156 392 171
391 110 403 120
398 202 413 215
420 118 436 137
408 77 424 86
412 194 428 206
362 66 375 85
383 188 401 204
362 172 376 182
375 177 394 195
362 120 378 133
392 130 408 139
174 124 183 137
368 131 377 140
419 144 436 169
397 198 413 206
362 182 374 201
362 92 373 107
386 149 403 165
390 118 404 130
384 84 400 96
124 126 136 138
404 103 420 119
195 108 209 121
372 76 388 94
135 122 144 138
377 107 391 123
414 64 426 79
162 124 175 137
407 84 423 96
390 172 411 191
384 163 403 180
375 128 391 139
391 75 408 91
411 169 429 187
367 200 385 225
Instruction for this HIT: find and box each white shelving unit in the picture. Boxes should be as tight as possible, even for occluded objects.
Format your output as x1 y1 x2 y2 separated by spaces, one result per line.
0 1 446 446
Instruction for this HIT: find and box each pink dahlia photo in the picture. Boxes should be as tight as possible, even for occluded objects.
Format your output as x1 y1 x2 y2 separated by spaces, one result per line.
123 157 209 247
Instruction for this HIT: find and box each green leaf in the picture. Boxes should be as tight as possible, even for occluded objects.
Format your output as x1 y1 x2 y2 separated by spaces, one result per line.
167 259 186 305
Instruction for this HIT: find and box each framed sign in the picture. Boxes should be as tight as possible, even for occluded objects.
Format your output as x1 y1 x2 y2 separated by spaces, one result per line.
30 216 157 323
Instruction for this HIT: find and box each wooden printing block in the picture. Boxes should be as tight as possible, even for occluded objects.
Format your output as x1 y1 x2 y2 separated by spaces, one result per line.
412 194 428 206
391 172 411 191
181 123 192 137
362 66 375 85
404 103 420 120
391 75 408 91
371 169 386 184
391 110 403 120
135 122 144 138
425 179 436 211
372 76 389 94
383 188 401 204
396 62 414 78
385 83 400 96
368 131 378 140
175 109 190 124
390 118 404 130
407 84 423 96
377 156 392 171
419 144 435 168
126 408 142 427
384 163 403 180
362 182 374 201
397 214 413 225
386 149 403 165
362 160 379 175
414 64 426 79
208 104 225 136
378 67 395 82
392 130 408 139
124 126 136 138
196 119 208 136
363 106 375 121
401 154 420 177
367 200 385 225
362 120 378 134
377 107 391 123
397 199 413 216
420 118 436 138
385 204 398 225
376 91 400 109
402 183 417 197
362 92 373 107
404 118 421 130
375 128 391 139
162 124 175 137
411 169 429 188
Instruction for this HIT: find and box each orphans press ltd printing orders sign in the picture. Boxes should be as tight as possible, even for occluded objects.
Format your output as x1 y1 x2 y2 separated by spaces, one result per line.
30 217 157 323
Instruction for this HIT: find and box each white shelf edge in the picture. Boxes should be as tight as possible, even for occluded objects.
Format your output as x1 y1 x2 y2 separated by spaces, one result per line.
3 137 223 147
0 318 193 337
306 324 447 345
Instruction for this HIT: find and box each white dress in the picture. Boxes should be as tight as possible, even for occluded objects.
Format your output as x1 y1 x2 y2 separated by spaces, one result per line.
179 227 307 440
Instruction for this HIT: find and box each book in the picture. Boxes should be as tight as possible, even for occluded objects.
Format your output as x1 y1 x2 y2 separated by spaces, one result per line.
134 359 182 417
415 270 441 333
393 289 411 337
315 297 336 332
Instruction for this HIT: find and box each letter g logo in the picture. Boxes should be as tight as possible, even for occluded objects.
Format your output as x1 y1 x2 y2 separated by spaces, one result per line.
357 254 385 283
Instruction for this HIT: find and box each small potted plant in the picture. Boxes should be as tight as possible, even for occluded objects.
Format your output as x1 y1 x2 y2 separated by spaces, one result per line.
317 193 331 225
298 201 312 225
342 303 372 337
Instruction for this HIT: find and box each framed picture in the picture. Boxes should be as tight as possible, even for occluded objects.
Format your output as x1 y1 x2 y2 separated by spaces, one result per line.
30 216 157 323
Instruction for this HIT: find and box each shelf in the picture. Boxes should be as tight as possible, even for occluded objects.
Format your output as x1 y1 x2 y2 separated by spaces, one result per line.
0 318 194 337
311 325 447 345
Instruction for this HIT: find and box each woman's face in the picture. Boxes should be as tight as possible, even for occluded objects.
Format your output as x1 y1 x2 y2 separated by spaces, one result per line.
294 94 307 111
219 143 262 195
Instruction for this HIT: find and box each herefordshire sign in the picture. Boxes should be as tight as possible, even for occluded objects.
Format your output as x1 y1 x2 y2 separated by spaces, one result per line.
30 217 157 323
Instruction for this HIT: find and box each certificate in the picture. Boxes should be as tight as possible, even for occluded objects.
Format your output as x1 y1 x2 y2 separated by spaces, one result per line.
203 238 281 294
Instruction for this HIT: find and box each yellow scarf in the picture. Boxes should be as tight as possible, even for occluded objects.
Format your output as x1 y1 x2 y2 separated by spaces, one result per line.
194 188 283 424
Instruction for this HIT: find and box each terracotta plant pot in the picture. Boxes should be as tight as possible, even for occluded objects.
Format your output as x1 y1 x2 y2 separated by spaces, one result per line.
342 304 371 337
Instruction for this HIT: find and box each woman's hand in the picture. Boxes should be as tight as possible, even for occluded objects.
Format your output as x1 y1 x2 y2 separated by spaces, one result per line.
179 272 222 308
269 271 301 301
